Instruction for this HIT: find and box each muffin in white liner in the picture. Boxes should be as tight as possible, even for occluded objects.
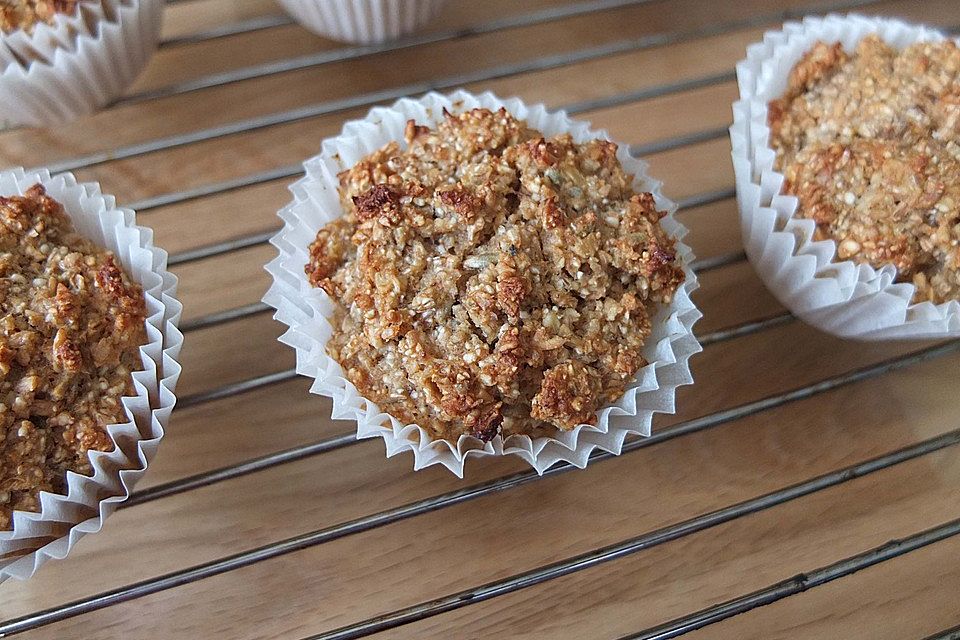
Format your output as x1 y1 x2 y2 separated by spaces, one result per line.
263 90 701 477
278 0 448 44
731 14 960 340
0 167 182 581
0 0 162 128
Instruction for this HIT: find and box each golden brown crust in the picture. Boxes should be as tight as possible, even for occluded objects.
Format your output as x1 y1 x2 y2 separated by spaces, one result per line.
771 36 960 304
306 108 684 441
0 0 80 34
0 184 147 530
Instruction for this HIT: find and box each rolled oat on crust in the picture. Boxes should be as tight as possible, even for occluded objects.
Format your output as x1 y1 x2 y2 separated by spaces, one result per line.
305 107 684 442
769 35 960 305
0 184 146 530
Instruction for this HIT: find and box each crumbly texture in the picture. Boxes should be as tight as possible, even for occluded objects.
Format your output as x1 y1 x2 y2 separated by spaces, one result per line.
0 184 146 530
0 0 79 34
769 36 960 304
305 108 684 442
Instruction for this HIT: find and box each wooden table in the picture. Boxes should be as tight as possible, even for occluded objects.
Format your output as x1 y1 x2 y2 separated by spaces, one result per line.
1 0 959 638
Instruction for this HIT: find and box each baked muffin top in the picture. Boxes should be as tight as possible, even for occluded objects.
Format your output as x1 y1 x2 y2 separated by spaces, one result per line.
769 35 960 304
0 0 79 34
0 184 146 530
306 108 684 442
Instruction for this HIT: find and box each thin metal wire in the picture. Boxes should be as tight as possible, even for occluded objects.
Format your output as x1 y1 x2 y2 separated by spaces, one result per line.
688 250 746 273
176 369 298 409
922 625 960 640
172 185 739 335
623 517 960 640
4 341 956 638
179 302 271 333
698 312 791 347
130 164 301 212
629 126 729 157
128 77 733 215
160 128 733 269
41 0 885 175
168 230 276 267
4 4 950 636
132 311 794 510
172 246 745 408
158 14 294 48
131 0 660 104
308 424 960 640
123 433 358 508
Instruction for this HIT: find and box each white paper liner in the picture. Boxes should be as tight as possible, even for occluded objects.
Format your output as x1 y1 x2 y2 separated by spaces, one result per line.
277 0 449 44
0 0 162 128
0 167 182 581
732 13 960 340
263 90 702 477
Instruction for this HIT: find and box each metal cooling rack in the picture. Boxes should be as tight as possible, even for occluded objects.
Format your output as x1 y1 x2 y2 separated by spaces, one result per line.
2 0 960 637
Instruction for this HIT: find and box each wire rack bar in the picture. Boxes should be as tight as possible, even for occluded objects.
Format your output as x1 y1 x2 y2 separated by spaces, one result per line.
126 74 733 214
161 134 732 270
158 14 294 48
158 122 731 268
40 0 886 176
130 311 795 510
178 301 271 333
130 164 301 213
176 369 299 410
923 625 960 640
131 0 660 104
687 250 747 273
622 517 960 640
2 4 951 637
123 433 358 508
629 126 729 157
172 184 739 336
172 245 745 409
168 230 276 267
307 427 960 640
698 312 792 347
4 340 954 637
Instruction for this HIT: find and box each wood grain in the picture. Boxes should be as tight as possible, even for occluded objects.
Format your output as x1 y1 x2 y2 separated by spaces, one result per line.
0 1 956 639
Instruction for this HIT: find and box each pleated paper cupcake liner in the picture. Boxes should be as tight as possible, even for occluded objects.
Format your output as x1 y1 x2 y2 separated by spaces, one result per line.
263 89 702 477
0 0 162 128
278 0 448 44
0 168 182 581
731 13 960 340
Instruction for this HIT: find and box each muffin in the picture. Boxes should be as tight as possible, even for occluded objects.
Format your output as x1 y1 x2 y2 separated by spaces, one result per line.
769 36 960 305
0 0 162 128
265 91 701 475
0 184 146 530
732 14 960 340
306 108 685 443
0 168 180 581
277 0 449 45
